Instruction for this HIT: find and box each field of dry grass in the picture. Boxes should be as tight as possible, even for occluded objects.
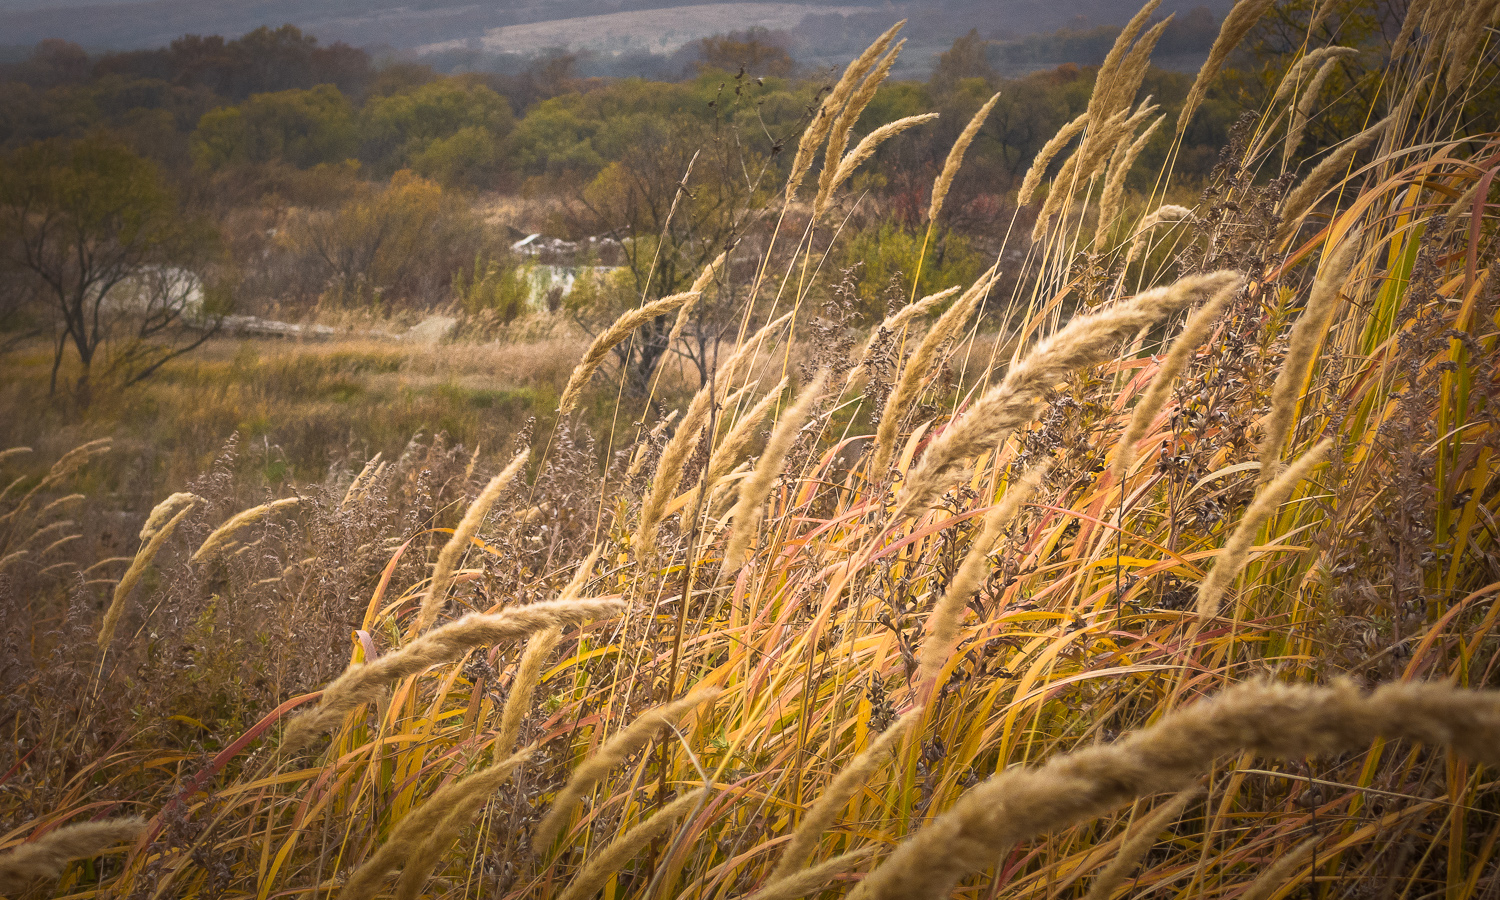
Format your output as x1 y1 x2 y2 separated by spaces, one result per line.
3 1 1499 898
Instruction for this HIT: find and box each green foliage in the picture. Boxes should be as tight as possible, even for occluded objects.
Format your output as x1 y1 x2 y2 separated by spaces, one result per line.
191 83 357 170
840 222 984 321
361 77 513 188
454 252 531 321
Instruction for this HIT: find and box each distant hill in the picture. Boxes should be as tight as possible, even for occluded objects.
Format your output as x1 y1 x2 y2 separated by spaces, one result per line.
0 0 1236 76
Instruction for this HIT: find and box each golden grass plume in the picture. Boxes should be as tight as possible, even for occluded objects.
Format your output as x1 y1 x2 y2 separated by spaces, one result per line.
916 461 1049 687
1258 233 1359 480
816 38 906 211
1177 0 1277 134
1113 276 1239 480
721 371 829 574
900 270 1241 510
1276 116 1393 245
555 789 708 900
558 291 699 416
1196 438 1331 623
284 598 623 751
818 113 939 216
771 708 918 880
99 499 196 650
1082 787 1201 900
928 92 1000 224
533 686 721 852
858 680 1500 900
787 20 904 201
340 746 534 900
415 448 529 633
191 496 299 563
0 818 144 893
871 264 997 475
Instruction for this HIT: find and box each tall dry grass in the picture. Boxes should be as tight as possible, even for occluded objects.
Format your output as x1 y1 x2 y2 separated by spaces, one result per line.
2 4 1497 899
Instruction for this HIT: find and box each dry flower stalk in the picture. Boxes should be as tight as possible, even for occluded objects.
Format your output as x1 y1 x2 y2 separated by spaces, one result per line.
558 290 699 415
928 92 1001 224
871 265 997 474
721 371 829 573
1082 787 1201 900
772 709 919 880
0 818 145 893
900 271 1241 510
283 598 623 750
99 501 195 650
917 462 1049 687
555 789 708 900
192 497 300 563
415 448 529 633
1196 439 1331 623
340 746 534 900
1259 234 1359 480
533 686 721 851
1113 277 1239 480
1177 0 1277 133
858 680 1500 900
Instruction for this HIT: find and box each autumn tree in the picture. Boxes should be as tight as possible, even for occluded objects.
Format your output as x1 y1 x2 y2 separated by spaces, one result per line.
360 77 514 189
0 134 228 403
287 169 487 304
191 84 357 170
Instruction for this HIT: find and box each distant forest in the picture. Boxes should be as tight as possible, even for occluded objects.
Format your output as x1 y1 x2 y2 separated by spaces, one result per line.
3 5 1440 364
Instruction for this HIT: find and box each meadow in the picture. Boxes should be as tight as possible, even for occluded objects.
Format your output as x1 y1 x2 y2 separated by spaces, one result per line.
2 1 1500 898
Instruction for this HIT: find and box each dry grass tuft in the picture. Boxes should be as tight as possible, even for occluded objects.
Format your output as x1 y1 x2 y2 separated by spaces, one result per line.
0 818 145 893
